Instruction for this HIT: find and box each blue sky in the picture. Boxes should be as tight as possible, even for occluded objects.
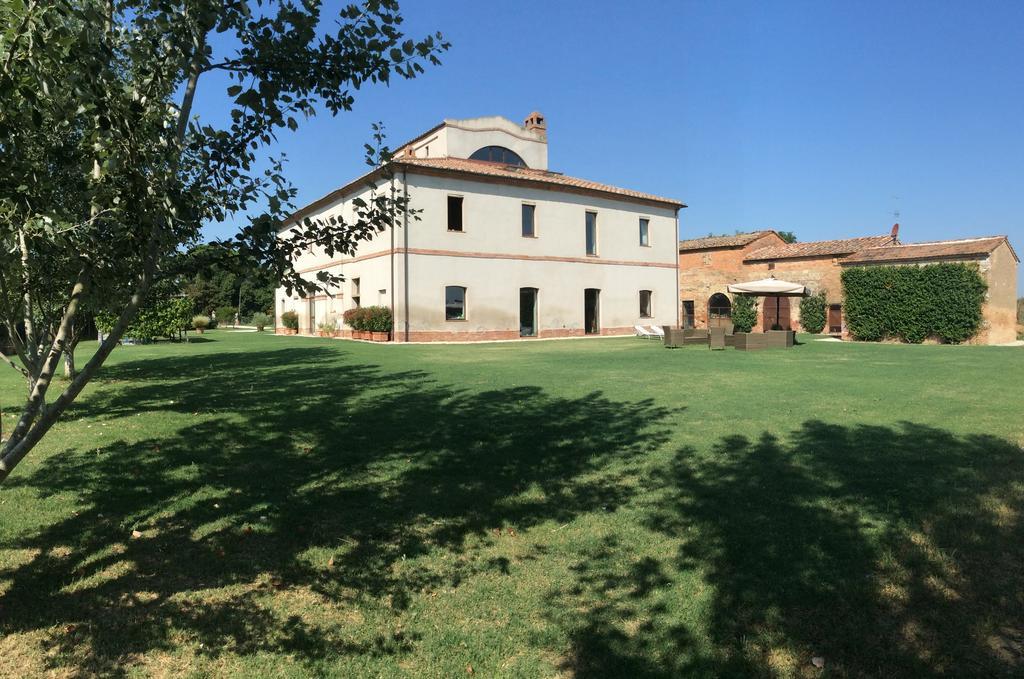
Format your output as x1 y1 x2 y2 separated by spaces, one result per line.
198 0 1024 292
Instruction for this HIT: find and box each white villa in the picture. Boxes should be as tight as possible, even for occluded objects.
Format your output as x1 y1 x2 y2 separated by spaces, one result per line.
275 112 685 341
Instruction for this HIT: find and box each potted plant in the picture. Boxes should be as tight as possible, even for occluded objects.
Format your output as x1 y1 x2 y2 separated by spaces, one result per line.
280 310 299 335
192 314 210 334
317 313 338 337
343 307 367 339
366 306 393 341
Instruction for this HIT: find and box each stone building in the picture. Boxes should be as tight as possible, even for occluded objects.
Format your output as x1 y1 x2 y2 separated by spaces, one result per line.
678 226 1018 344
276 113 685 341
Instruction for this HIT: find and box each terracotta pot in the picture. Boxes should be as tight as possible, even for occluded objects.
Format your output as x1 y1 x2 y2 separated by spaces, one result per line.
371 331 390 342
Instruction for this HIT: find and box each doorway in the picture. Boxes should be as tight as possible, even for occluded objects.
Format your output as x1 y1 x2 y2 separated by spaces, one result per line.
584 288 600 335
828 304 842 334
761 296 791 331
682 300 695 328
708 293 731 328
520 288 538 337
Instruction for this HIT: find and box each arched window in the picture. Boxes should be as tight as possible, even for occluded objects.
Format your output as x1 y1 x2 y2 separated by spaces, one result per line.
468 146 527 167
708 293 732 327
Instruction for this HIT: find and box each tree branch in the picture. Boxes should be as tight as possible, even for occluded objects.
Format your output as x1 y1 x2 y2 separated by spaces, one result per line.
0 266 88 461
0 230 159 482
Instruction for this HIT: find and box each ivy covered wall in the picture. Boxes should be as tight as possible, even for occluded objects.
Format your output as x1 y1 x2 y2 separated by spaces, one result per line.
841 263 987 344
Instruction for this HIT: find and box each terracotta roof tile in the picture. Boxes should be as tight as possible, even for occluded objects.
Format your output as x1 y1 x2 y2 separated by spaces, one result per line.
745 235 893 261
394 156 685 208
842 236 1017 264
677 231 776 252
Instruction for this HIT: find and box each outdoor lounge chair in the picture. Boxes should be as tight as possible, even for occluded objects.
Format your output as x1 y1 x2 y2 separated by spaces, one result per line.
709 327 726 350
634 325 657 339
650 325 665 338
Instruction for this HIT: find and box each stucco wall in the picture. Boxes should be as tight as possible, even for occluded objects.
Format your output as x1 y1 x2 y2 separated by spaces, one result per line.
397 172 677 338
406 116 548 169
981 242 1018 344
277 168 679 341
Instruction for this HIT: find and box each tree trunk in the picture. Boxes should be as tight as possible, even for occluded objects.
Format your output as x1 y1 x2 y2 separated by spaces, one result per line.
63 339 77 380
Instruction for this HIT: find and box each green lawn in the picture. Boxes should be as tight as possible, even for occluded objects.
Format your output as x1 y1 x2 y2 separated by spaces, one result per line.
1 331 1022 677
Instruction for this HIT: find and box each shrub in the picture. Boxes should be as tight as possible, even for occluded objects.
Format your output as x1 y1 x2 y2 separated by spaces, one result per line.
192 315 210 332
799 292 828 334
343 306 392 332
317 314 339 334
281 310 299 330
842 263 987 344
343 307 367 330
731 295 757 333
364 306 393 332
97 297 193 341
251 312 271 332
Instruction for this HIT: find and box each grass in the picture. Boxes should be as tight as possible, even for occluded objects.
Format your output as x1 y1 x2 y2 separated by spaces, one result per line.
1 331 1022 677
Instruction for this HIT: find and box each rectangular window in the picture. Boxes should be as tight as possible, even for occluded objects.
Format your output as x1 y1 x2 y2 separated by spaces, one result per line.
445 285 466 321
639 218 650 246
639 290 653 318
351 277 361 308
585 211 598 255
768 261 776 270
447 196 464 231
522 203 536 237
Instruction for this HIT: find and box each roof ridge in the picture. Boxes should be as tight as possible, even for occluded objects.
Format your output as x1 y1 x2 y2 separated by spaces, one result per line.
885 235 1007 248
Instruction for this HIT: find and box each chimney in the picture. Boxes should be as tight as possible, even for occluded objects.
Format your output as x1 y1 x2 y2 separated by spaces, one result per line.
524 111 546 139
890 223 899 243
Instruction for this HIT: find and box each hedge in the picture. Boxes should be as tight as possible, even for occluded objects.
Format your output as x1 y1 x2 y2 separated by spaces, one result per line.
841 263 987 344
731 295 757 333
343 306 392 332
799 292 827 334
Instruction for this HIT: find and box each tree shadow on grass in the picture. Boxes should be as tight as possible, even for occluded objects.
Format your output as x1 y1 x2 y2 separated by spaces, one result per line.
554 422 1024 677
0 347 675 675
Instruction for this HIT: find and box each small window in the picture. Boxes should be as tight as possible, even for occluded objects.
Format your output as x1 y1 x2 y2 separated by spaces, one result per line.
351 277 361 308
768 261 775 270
585 211 598 255
639 290 653 318
447 196 464 232
522 204 536 237
639 218 650 247
445 286 466 321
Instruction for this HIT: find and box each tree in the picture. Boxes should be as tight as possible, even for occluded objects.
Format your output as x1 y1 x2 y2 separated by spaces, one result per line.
799 292 828 334
0 1 448 482
181 243 276 319
731 295 758 333
777 231 797 244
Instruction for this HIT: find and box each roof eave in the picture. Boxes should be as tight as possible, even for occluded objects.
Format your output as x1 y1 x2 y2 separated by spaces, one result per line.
393 159 686 210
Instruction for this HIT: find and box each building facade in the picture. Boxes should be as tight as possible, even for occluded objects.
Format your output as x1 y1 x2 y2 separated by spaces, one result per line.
277 113 684 341
678 227 1019 344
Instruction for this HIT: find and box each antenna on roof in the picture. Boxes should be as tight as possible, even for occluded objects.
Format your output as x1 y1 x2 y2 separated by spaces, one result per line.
890 194 901 222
